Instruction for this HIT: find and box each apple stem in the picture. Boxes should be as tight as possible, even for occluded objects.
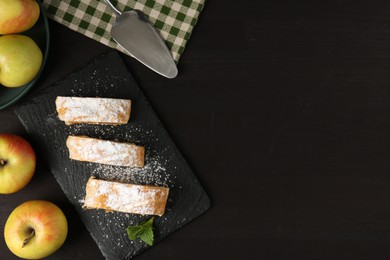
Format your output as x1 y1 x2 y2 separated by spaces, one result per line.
22 229 35 248
0 159 6 167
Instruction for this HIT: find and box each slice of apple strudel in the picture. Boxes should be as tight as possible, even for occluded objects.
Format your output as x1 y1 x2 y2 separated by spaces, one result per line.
84 177 169 216
66 135 144 167
55 96 131 125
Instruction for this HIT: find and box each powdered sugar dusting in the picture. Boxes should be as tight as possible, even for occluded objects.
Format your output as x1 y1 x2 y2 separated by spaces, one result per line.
56 96 131 125
66 122 173 187
91 152 171 187
84 178 169 216
66 136 144 167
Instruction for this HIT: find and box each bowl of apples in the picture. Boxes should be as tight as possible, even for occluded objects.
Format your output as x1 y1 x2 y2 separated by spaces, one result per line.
0 0 50 110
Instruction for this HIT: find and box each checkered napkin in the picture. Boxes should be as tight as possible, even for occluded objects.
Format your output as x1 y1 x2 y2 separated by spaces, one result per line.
42 0 206 62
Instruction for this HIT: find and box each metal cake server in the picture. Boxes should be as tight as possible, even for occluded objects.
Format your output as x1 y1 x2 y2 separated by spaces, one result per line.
104 0 178 78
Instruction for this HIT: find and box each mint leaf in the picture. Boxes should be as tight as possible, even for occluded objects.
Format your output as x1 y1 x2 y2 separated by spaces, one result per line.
126 217 155 246
127 225 144 240
140 227 154 246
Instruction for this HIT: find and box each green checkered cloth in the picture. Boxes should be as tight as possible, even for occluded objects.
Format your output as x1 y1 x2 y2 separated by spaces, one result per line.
42 0 205 62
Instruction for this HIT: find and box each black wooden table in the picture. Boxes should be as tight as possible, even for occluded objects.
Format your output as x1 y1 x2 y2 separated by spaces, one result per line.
1 1 390 259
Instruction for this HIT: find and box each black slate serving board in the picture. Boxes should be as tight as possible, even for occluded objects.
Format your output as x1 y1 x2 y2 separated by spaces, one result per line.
15 52 210 260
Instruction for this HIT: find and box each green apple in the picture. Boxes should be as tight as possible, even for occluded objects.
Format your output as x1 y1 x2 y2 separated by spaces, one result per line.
4 200 68 259
0 133 36 194
0 0 40 35
0 35 43 87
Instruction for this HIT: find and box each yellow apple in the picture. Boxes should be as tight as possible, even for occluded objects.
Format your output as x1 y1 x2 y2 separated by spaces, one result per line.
0 0 40 35
4 200 68 259
0 133 36 194
0 35 43 87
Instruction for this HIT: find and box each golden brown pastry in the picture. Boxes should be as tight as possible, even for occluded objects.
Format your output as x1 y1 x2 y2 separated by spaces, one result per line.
83 177 169 216
55 96 131 125
66 135 144 167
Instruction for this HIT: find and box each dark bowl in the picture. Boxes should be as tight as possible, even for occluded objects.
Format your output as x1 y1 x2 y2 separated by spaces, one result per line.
0 0 50 110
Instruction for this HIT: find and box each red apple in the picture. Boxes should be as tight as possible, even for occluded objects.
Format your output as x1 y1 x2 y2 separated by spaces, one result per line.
4 200 68 259
0 134 36 194
0 0 40 35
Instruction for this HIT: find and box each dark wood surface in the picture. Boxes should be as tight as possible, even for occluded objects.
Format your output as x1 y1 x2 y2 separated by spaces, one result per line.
2 0 390 259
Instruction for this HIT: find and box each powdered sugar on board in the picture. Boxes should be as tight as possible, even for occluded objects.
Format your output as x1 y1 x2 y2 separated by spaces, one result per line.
43 71 175 203
66 122 174 188
92 154 171 187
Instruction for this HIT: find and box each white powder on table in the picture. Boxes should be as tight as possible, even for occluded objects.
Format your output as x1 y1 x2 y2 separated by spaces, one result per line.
91 153 171 187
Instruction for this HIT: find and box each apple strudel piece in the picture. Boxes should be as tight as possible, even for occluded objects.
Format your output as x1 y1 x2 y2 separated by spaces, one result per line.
84 177 169 216
55 96 131 125
66 135 144 167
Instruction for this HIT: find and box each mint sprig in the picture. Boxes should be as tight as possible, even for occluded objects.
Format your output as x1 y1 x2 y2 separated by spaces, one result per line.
127 217 155 246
